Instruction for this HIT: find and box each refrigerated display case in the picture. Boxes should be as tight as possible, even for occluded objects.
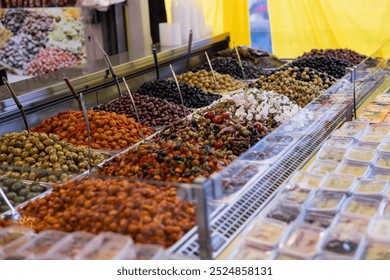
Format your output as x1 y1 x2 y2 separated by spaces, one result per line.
1 34 390 259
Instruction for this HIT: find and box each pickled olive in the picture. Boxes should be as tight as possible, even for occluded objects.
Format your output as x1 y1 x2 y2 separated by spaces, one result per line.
0 130 106 182
17 178 196 247
137 80 221 108
0 177 47 212
32 110 155 150
93 94 191 127
176 70 245 93
299 48 366 66
192 57 264 79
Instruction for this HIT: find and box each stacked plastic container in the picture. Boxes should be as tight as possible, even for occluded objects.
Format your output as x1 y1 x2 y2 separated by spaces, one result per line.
230 119 390 260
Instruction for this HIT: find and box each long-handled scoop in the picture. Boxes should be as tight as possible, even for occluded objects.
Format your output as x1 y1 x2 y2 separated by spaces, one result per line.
122 77 145 142
169 64 185 107
0 186 21 222
152 44 160 80
205 52 220 93
234 42 247 80
103 51 123 97
63 74 83 111
79 93 92 174
2 77 29 132
186 30 193 71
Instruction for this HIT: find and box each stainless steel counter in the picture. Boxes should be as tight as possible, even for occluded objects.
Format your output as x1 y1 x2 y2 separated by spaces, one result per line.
0 33 230 133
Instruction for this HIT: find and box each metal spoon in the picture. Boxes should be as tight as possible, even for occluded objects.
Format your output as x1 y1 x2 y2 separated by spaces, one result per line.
0 186 21 222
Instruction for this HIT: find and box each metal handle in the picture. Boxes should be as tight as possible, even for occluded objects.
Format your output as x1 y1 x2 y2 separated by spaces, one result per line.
2 77 30 132
79 93 92 174
152 44 160 80
169 65 185 107
186 30 193 71
63 74 82 111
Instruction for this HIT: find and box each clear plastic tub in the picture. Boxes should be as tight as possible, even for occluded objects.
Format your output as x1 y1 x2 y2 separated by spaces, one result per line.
367 216 390 241
2 234 35 255
319 173 356 193
340 121 369 131
16 230 67 258
229 243 272 260
362 240 390 259
335 161 370 178
76 232 133 260
277 184 313 205
264 202 303 224
0 226 34 248
288 171 323 190
43 231 96 260
125 244 165 260
354 141 379 150
307 192 346 213
303 212 334 229
331 129 362 139
367 168 390 181
377 142 390 154
381 200 390 216
323 137 354 149
358 133 386 143
332 213 370 234
366 123 390 135
344 147 377 164
281 224 324 257
244 218 288 248
307 160 339 176
240 142 285 162
352 180 388 197
320 229 362 257
317 147 346 163
342 196 381 217
374 94 390 104
373 154 390 170
272 250 306 260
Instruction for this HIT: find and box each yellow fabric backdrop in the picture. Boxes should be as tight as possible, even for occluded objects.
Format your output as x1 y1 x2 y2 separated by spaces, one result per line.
268 0 390 58
164 0 250 47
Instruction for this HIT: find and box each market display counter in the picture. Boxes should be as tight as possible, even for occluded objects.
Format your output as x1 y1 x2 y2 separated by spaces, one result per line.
1 34 390 259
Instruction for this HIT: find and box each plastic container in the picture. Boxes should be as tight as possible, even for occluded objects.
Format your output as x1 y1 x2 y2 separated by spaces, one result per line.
373 154 390 170
244 218 288 248
367 168 390 181
319 173 356 193
277 184 313 205
335 161 370 178
288 171 323 190
317 147 346 163
320 229 362 257
307 160 338 176
272 250 306 260
240 142 285 163
377 142 390 154
264 201 303 224
344 147 377 164
281 224 323 257
354 141 379 150
229 243 272 260
381 200 390 216
332 213 370 234
0 226 34 248
367 216 390 241
331 129 362 139
358 133 387 143
356 111 387 124
2 234 35 255
264 134 294 146
342 196 381 218
323 137 354 149
16 230 67 258
43 231 96 260
362 239 390 259
302 212 335 229
366 123 390 135
307 191 346 213
218 161 265 195
125 244 165 260
352 180 388 197
76 232 133 260
340 121 369 131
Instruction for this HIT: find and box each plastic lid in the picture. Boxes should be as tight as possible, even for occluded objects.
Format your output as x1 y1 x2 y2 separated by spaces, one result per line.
344 147 377 164
342 196 381 217
319 173 356 193
244 218 288 248
307 160 339 176
335 161 370 178
317 147 346 163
